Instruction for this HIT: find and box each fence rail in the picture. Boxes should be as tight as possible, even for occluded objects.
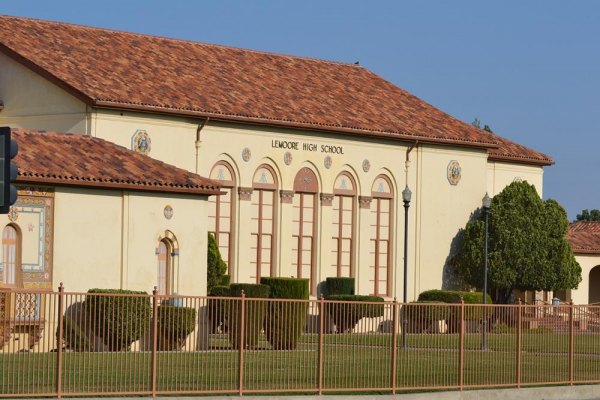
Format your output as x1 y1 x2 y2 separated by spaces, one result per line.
1 286 600 398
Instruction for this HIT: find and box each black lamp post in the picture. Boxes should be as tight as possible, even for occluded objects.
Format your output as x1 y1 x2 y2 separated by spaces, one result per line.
481 192 492 350
402 185 411 350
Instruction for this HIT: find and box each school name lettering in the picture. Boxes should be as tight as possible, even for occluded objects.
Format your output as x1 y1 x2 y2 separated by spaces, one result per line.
271 140 344 154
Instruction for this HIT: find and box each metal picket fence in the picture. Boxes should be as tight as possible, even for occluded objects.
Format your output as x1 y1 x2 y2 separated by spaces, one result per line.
2 285 600 398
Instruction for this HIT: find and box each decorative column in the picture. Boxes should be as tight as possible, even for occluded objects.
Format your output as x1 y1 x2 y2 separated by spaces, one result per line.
357 196 372 294
278 190 295 278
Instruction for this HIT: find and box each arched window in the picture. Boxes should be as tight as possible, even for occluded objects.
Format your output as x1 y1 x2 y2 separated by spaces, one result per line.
332 172 356 278
209 161 236 273
250 165 278 282
292 167 319 294
157 239 173 295
370 175 393 296
1 224 22 288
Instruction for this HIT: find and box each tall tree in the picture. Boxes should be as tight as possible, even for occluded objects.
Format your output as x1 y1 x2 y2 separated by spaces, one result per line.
451 182 581 303
576 209 600 221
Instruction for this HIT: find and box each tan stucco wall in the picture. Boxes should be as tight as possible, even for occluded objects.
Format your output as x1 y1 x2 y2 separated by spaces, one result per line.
487 161 544 197
571 254 600 304
0 53 88 133
51 187 209 295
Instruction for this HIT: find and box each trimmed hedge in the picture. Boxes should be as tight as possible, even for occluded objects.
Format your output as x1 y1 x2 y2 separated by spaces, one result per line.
157 305 196 351
415 290 493 333
260 277 309 350
219 275 231 286
325 277 355 296
228 284 270 349
326 295 385 333
417 290 493 305
208 285 231 333
85 289 151 351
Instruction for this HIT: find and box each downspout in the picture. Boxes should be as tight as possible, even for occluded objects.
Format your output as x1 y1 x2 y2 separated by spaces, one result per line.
195 118 210 174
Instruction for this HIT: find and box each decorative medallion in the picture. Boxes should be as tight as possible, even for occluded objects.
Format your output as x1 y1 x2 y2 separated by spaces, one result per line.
362 159 371 173
28 223 35 232
163 205 173 220
447 160 462 185
283 151 293 166
7 207 18 222
131 130 151 155
513 177 523 183
241 147 252 162
324 155 332 170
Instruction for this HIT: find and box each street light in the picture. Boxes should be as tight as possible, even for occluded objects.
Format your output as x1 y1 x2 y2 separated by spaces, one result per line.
402 185 411 350
481 192 491 350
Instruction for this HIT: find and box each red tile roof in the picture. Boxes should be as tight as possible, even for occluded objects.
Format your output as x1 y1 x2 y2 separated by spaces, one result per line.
487 133 554 166
567 221 600 255
12 128 221 196
0 15 552 166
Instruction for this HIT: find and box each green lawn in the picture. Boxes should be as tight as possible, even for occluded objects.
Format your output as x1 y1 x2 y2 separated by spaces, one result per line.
1 332 600 396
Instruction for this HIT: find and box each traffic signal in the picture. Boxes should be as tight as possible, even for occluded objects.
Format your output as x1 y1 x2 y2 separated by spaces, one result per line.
0 127 18 214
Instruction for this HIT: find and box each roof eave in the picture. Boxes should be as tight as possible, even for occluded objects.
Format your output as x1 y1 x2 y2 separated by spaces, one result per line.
17 176 223 197
488 154 555 167
93 101 500 151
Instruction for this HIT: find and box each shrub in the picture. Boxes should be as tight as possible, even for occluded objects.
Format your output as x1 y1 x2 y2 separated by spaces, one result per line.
208 285 231 333
404 301 450 333
417 290 493 332
219 275 231 286
157 305 196 350
260 277 309 350
228 284 270 349
207 233 227 295
85 289 151 351
325 295 385 333
325 277 355 296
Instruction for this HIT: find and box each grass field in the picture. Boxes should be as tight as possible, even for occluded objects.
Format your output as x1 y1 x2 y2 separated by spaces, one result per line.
2 331 600 396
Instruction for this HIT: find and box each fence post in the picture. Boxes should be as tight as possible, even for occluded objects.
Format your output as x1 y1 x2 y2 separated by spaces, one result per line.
517 298 522 388
459 298 464 391
569 301 574 385
151 287 158 397
318 295 324 395
238 290 246 396
391 298 399 394
56 283 64 399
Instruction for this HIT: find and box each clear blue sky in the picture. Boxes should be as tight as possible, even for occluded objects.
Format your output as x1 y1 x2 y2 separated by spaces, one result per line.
2 1 598 219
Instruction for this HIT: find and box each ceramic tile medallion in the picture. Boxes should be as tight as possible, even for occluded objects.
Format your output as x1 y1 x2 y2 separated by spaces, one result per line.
362 159 371 173
164 205 173 220
131 129 151 155
284 151 293 166
7 207 18 222
242 147 252 162
324 155 332 169
447 160 462 185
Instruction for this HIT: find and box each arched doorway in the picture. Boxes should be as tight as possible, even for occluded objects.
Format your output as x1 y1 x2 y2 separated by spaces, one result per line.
589 265 600 304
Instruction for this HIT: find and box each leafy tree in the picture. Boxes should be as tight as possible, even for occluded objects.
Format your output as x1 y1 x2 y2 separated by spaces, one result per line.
207 233 227 295
452 182 581 303
576 209 600 221
471 118 493 133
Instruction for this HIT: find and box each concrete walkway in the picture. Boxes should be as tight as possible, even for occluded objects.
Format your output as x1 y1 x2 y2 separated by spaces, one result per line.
43 384 600 400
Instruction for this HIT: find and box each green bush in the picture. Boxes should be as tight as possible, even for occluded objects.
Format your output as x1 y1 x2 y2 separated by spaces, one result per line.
260 277 309 350
404 301 451 333
208 285 231 333
325 277 355 296
228 284 270 349
417 290 493 332
325 295 385 333
85 289 151 351
157 305 196 351
219 275 231 286
207 233 227 296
